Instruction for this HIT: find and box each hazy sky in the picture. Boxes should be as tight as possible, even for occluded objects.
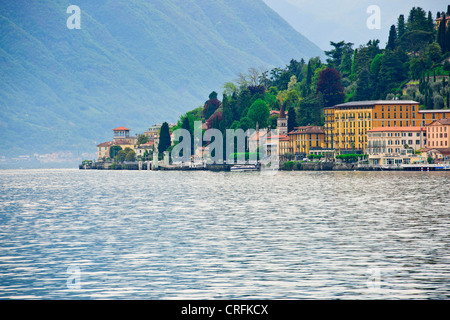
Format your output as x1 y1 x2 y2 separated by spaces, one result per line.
262 0 446 51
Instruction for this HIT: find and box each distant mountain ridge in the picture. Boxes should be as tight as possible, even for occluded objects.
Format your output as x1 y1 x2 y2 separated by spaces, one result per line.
0 0 323 157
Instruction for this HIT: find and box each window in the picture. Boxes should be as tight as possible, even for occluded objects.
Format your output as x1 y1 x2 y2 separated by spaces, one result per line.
400 106 403 111
416 140 420 145
388 106 391 111
432 113 436 119
374 113 377 119
382 121 385 127
412 113 415 118
412 105 416 111
400 113 402 119
408 140 413 145
394 113 397 118
408 133 413 137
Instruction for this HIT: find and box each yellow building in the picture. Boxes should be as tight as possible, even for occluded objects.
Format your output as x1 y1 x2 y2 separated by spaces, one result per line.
324 100 450 153
96 127 137 161
265 134 290 157
288 126 325 157
97 141 114 161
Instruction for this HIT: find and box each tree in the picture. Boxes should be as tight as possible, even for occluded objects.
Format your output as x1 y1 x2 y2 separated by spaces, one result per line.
158 122 171 154
125 150 136 162
287 106 297 133
325 40 346 68
109 145 122 159
116 150 127 162
354 68 372 101
316 68 345 108
410 57 427 80
397 14 406 39
437 13 447 53
399 30 434 56
137 134 149 145
203 92 222 120
247 99 270 128
386 25 397 50
287 75 297 91
427 42 442 64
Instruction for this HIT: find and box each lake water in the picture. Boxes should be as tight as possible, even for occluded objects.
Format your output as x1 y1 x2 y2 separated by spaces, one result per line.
0 169 449 299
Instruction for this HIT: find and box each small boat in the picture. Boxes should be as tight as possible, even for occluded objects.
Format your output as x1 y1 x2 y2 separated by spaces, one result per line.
230 164 258 172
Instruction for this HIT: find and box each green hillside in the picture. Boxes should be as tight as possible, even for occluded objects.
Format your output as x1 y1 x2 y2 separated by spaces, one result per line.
0 0 323 157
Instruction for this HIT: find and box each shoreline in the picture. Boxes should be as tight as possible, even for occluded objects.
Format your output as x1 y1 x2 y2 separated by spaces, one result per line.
79 161 450 172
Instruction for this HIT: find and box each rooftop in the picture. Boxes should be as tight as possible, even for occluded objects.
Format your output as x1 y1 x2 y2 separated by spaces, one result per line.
113 126 130 131
368 126 425 132
96 141 114 147
428 118 450 126
289 126 324 135
418 109 450 113
326 100 419 109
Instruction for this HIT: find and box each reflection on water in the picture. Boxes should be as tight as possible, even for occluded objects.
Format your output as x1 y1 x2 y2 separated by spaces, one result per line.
0 169 449 299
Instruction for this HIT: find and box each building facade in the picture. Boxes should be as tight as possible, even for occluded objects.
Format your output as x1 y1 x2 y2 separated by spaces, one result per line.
426 118 450 149
324 100 450 153
367 126 426 155
288 126 325 158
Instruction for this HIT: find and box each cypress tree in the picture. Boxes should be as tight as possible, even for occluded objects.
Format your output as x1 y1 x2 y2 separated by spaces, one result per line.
437 13 446 52
397 14 406 38
446 21 450 54
447 91 450 108
305 60 313 95
287 106 297 133
158 122 171 154
386 25 397 50
427 11 434 32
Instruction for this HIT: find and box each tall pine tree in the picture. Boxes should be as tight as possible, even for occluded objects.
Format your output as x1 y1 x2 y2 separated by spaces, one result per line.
386 25 397 50
437 13 447 52
287 106 297 133
158 122 171 154
397 14 406 39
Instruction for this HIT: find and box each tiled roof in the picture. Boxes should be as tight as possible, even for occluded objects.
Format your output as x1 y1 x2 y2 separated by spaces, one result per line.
427 118 450 126
113 126 130 131
421 148 450 155
288 126 324 135
368 126 425 132
96 141 114 147
267 134 289 141
329 100 419 108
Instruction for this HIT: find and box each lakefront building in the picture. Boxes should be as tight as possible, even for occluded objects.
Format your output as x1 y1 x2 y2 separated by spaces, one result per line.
288 126 325 158
97 126 137 161
366 126 427 165
324 100 450 153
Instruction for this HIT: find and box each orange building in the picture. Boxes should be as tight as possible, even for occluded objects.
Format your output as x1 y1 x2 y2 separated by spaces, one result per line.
425 118 450 149
288 126 325 157
324 100 450 153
